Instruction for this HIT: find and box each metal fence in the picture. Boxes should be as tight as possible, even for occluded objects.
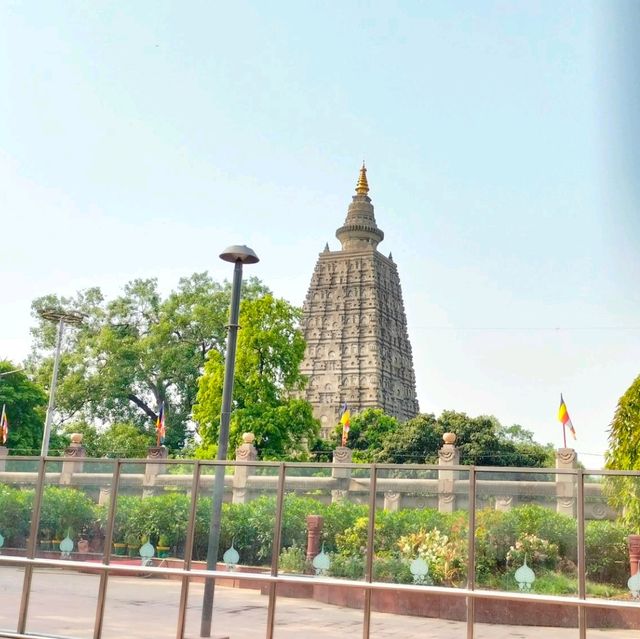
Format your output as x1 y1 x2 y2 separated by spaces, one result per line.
0 456 639 639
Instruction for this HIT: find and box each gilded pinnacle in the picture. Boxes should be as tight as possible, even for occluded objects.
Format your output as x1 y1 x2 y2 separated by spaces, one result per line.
355 162 369 195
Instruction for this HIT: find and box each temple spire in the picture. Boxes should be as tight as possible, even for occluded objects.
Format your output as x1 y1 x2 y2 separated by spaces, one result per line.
355 162 369 195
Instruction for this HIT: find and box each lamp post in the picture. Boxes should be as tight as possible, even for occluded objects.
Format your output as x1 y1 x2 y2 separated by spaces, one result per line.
38 309 85 456
201 245 259 638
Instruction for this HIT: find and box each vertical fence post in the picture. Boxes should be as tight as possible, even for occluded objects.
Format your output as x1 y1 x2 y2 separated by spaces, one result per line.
233 433 257 504
438 433 459 513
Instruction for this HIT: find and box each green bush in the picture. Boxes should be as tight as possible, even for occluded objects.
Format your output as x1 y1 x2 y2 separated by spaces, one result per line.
0 486 33 547
585 520 631 586
39 487 98 539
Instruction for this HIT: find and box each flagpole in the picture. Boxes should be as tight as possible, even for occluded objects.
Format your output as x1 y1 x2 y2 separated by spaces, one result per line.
562 423 567 448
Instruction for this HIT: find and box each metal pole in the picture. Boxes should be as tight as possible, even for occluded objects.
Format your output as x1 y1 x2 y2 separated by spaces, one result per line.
41 318 65 456
200 259 244 637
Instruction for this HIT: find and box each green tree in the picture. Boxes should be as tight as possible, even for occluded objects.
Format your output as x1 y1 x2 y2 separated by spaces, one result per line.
605 373 640 530
377 410 553 467
330 408 399 462
28 273 269 452
0 360 60 454
193 294 319 458
62 422 154 458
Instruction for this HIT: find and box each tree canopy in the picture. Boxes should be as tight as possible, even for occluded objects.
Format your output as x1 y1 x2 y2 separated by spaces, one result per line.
28 273 270 451
193 294 319 458
0 360 57 454
373 410 554 467
606 373 640 470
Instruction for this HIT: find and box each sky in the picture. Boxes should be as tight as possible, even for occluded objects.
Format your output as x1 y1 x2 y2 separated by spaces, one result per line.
1 1 638 468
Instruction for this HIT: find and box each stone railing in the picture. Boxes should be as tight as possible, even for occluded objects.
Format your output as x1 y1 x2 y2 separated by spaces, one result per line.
0 433 615 520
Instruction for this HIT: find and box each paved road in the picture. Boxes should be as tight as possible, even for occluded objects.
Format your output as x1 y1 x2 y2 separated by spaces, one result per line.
0 567 637 639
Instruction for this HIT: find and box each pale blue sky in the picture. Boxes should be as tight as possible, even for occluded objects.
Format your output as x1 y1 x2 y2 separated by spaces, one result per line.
1 1 638 466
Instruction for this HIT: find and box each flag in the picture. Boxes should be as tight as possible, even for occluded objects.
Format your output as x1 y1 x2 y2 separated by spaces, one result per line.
558 394 576 440
0 404 7 445
155 403 166 444
340 403 351 447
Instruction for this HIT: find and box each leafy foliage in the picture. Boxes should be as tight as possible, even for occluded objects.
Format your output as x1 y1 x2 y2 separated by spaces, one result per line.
194 295 319 458
0 360 54 455
376 410 554 467
28 274 269 451
605 373 640 530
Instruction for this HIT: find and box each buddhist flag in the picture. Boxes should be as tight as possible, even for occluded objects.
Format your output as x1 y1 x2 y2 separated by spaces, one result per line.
558 394 576 440
340 403 351 447
155 403 166 444
0 404 7 445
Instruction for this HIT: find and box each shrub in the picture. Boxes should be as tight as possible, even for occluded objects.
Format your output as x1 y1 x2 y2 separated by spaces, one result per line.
585 520 631 586
39 487 98 539
279 543 307 573
0 486 32 547
506 533 559 570
397 528 467 585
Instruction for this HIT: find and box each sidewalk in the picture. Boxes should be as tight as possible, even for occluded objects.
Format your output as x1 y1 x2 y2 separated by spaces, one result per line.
0 567 637 638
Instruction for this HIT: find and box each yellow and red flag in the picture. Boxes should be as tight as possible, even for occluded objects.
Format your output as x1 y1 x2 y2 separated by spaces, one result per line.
0 404 7 445
155 403 166 445
340 403 351 447
558 394 576 440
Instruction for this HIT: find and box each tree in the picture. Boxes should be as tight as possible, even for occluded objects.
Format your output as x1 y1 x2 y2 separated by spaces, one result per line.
0 360 60 454
606 373 640 470
193 294 319 458
61 422 154 458
377 410 553 467
28 273 269 452
605 374 640 530
330 408 399 462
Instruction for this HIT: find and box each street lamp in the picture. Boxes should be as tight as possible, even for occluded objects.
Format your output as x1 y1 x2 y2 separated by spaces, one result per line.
37 308 86 456
201 245 259 638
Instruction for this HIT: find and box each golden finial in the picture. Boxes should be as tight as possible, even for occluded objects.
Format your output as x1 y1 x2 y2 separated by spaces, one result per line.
355 162 369 195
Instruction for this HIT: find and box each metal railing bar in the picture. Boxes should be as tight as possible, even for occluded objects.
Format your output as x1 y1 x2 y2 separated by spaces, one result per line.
265 463 287 639
577 469 587 639
362 465 378 639
466 466 476 639
2 554 639 611
17 457 46 634
175 461 202 639
92 459 122 639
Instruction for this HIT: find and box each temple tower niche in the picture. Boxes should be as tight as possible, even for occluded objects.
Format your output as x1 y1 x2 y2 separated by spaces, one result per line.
300 165 419 438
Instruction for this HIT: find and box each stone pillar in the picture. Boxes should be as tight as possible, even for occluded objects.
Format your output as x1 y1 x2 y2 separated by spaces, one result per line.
306 515 324 566
555 448 578 517
143 445 168 496
438 432 459 513
628 535 640 577
331 447 352 503
0 446 8 472
495 496 514 512
383 491 401 512
233 433 258 504
60 433 86 484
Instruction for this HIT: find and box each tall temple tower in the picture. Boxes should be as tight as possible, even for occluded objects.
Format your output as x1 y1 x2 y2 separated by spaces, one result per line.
300 165 419 438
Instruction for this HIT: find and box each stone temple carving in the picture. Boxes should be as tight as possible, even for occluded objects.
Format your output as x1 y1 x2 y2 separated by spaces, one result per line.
299 165 419 438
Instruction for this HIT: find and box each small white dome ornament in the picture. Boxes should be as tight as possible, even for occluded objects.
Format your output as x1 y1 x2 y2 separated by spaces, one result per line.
409 558 429 584
60 535 74 559
628 563 640 599
514 555 536 592
223 543 240 571
312 543 331 576
140 540 155 567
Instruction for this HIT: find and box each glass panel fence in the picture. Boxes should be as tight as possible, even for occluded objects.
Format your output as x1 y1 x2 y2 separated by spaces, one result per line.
585 471 640 638
370 466 468 638
273 463 369 637
184 460 280 638
474 467 578 637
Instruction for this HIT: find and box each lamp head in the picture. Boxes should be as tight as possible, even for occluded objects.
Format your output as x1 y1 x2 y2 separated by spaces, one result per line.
219 245 259 264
